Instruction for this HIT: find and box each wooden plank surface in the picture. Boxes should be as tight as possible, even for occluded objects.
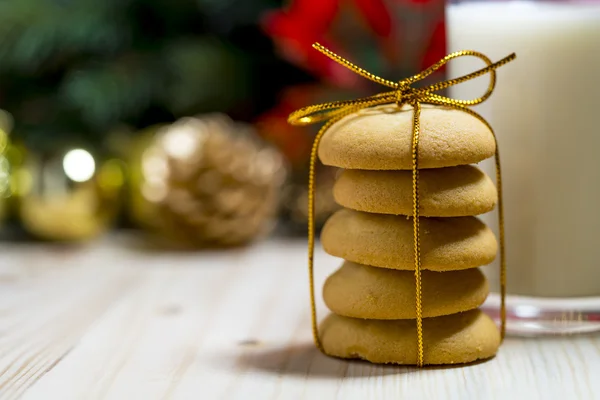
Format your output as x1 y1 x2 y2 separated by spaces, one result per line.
0 237 598 400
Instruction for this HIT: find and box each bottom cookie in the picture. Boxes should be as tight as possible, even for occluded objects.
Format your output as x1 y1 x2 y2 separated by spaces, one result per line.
320 309 500 365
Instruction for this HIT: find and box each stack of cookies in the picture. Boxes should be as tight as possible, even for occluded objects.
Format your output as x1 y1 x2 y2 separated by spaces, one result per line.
318 104 501 365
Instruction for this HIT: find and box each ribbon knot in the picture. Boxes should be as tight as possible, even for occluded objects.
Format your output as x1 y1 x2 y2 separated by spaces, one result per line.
395 82 410 105
288 43 515 367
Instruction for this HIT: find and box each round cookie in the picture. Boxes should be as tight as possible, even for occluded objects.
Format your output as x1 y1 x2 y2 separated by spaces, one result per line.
333 165 497 217
318 104 496 170
321 209 497 271
323 261 489 319
320 309 500 365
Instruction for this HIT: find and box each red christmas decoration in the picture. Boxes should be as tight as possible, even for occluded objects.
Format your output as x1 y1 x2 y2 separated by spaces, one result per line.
263 0 446 84
420 18 446 72
255 85 320 166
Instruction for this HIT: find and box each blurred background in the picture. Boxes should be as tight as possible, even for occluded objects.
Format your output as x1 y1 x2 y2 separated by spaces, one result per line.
0 0 445 249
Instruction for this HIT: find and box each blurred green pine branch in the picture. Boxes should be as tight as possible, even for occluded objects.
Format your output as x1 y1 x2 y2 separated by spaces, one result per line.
0 0 297 151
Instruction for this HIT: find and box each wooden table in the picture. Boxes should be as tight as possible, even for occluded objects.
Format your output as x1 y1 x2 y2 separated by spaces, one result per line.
0 237 598 400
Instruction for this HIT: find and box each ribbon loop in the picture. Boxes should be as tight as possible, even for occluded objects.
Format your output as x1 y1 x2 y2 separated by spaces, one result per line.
290 43 515 367
288 45 515 127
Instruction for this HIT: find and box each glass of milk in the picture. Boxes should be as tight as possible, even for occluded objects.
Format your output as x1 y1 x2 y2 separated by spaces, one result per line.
446 0 600 335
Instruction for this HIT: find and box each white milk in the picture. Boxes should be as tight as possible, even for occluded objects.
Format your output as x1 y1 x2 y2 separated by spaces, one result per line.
446 1 600 297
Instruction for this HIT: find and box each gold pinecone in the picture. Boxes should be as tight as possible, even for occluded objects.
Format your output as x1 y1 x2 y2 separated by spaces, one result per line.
130 114 287 247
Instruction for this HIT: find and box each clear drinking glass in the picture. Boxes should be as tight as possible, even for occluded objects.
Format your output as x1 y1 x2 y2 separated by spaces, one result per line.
446 0 600 335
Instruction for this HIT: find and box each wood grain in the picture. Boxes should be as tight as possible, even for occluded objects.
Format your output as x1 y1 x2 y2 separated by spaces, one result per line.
0 237 597 400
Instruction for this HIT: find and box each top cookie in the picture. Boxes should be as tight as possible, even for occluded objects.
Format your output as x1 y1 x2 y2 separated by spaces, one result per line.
318 104 496 170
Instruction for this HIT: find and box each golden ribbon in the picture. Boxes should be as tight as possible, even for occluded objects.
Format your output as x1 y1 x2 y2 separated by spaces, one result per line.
288 43 515 367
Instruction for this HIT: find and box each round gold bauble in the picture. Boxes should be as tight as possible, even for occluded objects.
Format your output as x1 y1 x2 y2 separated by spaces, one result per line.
13 146 125 241
0 111 14 223
0 152 11 222
129 114 287 247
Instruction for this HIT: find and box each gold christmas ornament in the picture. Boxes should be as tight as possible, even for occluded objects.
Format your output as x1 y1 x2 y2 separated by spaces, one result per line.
129 114 287 247
0 153 12 223
13 145 125 241
0 112 13 222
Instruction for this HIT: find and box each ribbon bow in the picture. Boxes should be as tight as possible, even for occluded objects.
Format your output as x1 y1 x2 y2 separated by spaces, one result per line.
288 43 515 367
